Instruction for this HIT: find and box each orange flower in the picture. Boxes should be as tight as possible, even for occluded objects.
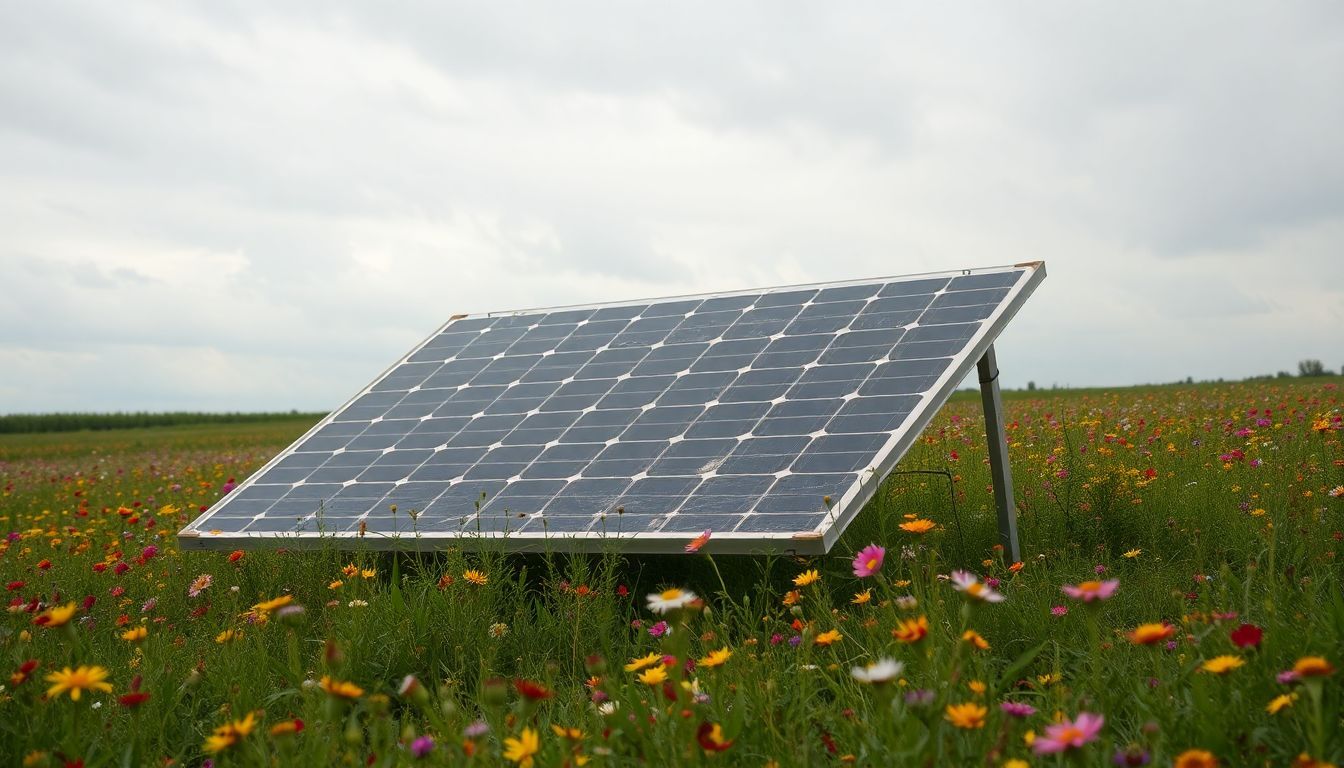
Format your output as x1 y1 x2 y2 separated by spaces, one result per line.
1128 623 1176 645
892 616 929 644
899 519 936 534
944 702 987 729
1173 749 1218 768
962 629 990 650
814 629 843 646
1293 656 1335 678
228 550 244 563
319 675 364 699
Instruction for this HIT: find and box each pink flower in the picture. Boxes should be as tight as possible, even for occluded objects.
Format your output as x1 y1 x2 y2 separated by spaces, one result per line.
1000 701 1037 718
648 621 671 638
1051 605 1069 617
1061 579 1119 602
1033 712 1104 754
852 544 885 578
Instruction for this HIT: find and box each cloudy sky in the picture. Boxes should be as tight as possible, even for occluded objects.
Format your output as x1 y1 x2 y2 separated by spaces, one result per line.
3 3 1342 413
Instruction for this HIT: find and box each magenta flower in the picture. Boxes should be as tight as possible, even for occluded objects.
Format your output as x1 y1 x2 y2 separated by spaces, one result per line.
1051 605 1069 617
648 620 671 638
410 736 435 758
1032 712 1104 754
852 544 885 578
1061 579 1120 602
1000 701 1037 718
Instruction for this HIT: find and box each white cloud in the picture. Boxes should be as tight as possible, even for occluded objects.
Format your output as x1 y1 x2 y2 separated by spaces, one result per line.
1 3 1342 411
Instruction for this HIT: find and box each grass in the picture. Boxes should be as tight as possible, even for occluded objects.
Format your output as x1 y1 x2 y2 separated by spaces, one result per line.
1 380 1341 766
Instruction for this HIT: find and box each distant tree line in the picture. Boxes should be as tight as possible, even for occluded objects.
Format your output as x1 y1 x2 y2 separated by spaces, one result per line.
0 411 324 434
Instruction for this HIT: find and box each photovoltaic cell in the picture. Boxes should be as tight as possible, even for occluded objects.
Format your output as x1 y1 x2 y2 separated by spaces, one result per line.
180 263 1045 554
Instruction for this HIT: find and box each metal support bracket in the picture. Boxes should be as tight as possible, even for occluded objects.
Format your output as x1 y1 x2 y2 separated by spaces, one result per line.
976 344 1021 562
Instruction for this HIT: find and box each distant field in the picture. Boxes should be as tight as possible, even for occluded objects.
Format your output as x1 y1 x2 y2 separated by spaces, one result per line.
1 380 1340 766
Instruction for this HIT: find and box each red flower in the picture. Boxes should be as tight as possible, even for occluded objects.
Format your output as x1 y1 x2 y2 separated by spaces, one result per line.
696 722 734 752
114 562 131 575
92 563 107 573
6 581 24 591
9 659 39 686
37 559 52 570
513 679 553 701
81 595 96 612
118 691 152 708
228 550 245 563
1230 623 1263 649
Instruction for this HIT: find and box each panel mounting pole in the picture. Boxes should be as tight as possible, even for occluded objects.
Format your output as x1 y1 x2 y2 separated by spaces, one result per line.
976 344 1020 562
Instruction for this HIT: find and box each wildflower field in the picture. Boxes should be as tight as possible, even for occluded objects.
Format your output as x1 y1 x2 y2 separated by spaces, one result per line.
2 380 1342 767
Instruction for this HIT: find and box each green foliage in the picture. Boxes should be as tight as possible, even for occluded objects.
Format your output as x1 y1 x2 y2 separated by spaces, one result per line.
0 380 1341 766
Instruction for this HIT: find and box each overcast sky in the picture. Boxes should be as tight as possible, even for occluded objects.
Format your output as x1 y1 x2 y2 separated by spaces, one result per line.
2 3 1342 413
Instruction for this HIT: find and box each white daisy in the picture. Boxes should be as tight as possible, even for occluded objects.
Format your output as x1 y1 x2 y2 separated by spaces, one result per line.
646 587 698 615
850 657 904 684
949 570 1005 603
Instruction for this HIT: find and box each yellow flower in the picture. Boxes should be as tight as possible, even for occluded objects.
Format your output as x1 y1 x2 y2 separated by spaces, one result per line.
44 665 113 701
360 568 376 580
1123 548 1142 558
814 629 843 646
37 602 78 629
215 628 240 644
463 570 489 586
120 625 148 643
1293 656 1336 678
793 569 820 587
962 629 990 650
1266 693 1297 714
851 589 872 605
1173 749 1218 768
899 518 936 534
698 647 732 668
328 580 344 590
252 594 293 614
503 727 541 767
1200 655 1245 675
624 652 661 672
204 712 258 754
320 675 364 699
944 702 988 729
1004 760 1030 768
1036 672 1062 686
637 666 668 685
550 724 585 740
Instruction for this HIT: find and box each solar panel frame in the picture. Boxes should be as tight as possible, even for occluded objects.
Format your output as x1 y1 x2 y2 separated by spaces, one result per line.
178 262 1045 555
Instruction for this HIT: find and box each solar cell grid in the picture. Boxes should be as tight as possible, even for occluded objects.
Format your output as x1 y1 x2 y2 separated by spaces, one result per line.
180 263 1044 554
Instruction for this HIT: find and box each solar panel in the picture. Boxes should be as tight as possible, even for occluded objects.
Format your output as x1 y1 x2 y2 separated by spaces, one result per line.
179 263 1045 554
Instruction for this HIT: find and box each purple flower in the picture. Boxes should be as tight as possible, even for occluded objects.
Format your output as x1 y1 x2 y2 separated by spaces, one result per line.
788 635 802 647
463 720 489 738
1093 564 1106 574
1000 701 1036 718
904 689 935 706
1277 670 1301 685
1113 745 1152 766
410 736 435 758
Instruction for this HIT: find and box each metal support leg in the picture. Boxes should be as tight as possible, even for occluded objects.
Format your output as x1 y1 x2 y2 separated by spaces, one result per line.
977 344 1021 562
